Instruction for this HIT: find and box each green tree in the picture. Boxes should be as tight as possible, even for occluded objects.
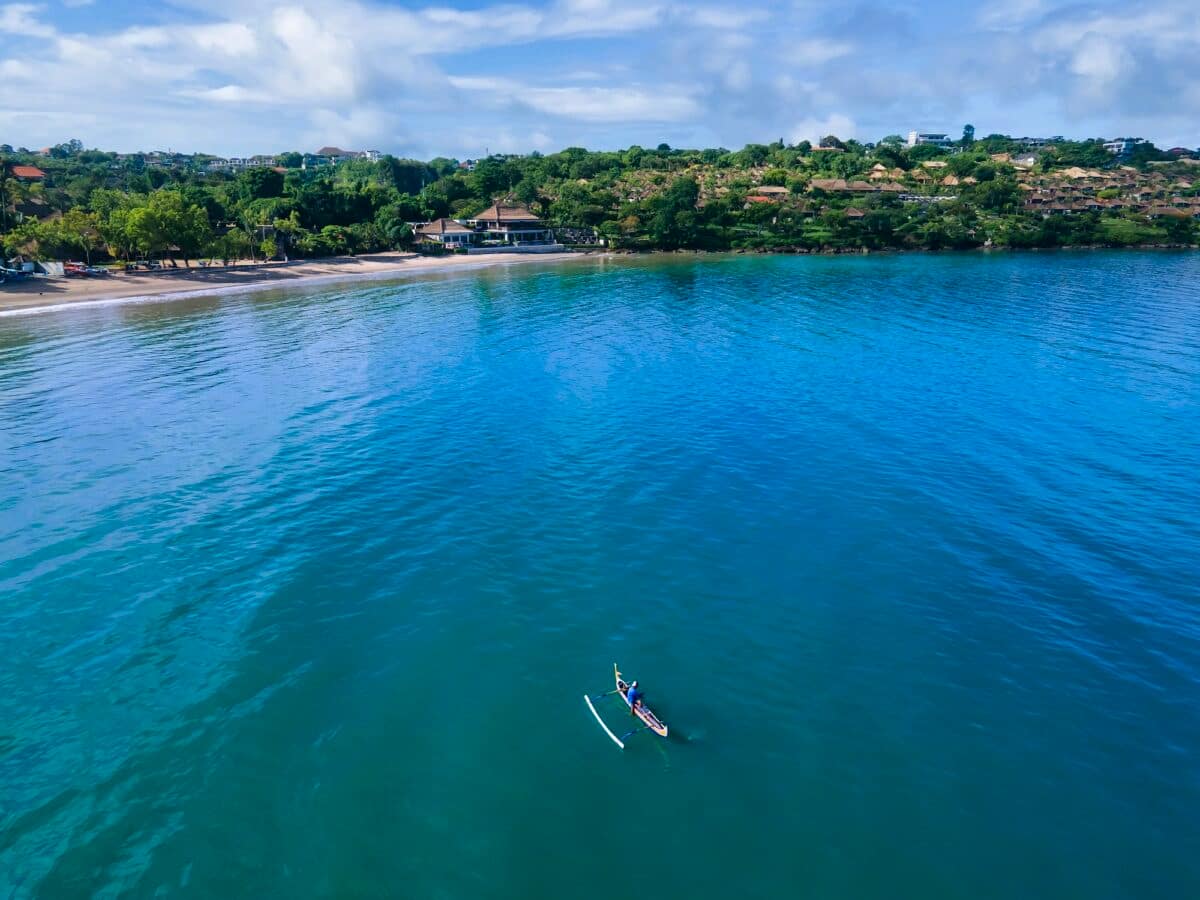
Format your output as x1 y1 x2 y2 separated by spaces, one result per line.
1098 216 1165 246
272 211 305 259
127 190 212 266
374 203 416 248
0 165 17 231
644 176 700 249
239 167 284 202
1043 140 1111 170
57 208 102 263
49 138 84 159
469 157 514 199
965 178 1021 212
91 188 144 260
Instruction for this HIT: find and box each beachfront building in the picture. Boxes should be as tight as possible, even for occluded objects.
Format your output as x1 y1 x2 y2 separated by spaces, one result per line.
466 205 555 245
416 218 474 248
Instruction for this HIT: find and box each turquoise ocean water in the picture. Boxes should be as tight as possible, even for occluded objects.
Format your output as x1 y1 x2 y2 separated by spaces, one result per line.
1 252 1198 898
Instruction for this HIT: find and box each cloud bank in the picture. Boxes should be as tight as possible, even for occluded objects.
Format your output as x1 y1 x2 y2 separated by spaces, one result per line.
0 0 1197 156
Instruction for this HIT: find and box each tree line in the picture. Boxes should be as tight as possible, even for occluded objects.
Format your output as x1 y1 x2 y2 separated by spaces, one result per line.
2 134 1197 264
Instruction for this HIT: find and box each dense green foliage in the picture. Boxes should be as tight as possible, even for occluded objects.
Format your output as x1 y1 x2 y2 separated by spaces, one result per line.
2 137 1197 264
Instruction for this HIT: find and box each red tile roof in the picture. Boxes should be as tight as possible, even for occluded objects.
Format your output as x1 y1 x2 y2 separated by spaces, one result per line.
9 164 46 180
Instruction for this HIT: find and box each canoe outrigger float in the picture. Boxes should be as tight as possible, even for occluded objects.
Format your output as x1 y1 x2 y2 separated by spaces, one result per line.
584 664 669 750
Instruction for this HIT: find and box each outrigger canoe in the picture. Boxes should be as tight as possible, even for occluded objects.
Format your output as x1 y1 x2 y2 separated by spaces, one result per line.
583 664 668 749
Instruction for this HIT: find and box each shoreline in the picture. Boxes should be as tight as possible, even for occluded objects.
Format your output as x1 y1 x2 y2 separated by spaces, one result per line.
0 251 598 318
635 243 1200 257
3 243 1195 318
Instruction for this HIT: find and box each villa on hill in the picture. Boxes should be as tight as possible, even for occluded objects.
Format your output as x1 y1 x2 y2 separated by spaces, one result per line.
7 164 46 182
314 147 382 162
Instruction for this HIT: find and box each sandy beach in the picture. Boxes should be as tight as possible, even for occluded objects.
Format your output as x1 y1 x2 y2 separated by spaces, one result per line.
0 251 594 316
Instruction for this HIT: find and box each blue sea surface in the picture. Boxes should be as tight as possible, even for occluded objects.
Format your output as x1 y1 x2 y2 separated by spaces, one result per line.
1 251 1198 899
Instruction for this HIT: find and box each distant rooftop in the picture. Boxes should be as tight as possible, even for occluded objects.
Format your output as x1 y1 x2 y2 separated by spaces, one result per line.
8 164 46 180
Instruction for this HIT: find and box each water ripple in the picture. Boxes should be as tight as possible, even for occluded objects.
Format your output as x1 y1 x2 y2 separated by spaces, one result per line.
1 251 1198 899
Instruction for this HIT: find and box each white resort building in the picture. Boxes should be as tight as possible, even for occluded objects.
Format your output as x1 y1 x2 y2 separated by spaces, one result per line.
907 131 954 148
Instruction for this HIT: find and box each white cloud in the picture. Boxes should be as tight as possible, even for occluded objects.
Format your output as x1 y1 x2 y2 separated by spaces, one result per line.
791 39 853 65
189 23 258 57
683 6 769 29
0 0 1197 157
182 85 272 104
450 77 702 123
1068 35 1129 85
977 0 1048 30
724 61 752 91
0 58 27 77
1 3 55 37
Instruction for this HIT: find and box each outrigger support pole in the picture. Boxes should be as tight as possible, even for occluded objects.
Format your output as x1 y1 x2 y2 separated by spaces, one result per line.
619 725 652 742
585 694 627 749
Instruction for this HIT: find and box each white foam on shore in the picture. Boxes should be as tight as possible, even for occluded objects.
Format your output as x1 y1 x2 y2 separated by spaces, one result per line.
0 253 596 319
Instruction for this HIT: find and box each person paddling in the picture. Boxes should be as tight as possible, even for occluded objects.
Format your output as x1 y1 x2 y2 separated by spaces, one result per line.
626 680 643 716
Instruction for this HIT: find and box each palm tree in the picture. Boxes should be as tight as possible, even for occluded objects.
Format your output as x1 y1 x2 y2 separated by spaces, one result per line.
0 164 14 232
0 168 38 232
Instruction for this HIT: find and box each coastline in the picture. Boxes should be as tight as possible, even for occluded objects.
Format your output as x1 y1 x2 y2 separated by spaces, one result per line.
0 251 597 318
649 243 1200 257
3 244 1194 318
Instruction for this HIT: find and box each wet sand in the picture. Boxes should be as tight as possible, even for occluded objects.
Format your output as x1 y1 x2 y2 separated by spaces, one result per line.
0 251 593 316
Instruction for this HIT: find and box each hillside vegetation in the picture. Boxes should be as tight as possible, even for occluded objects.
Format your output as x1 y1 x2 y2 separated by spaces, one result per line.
3 135 1199 263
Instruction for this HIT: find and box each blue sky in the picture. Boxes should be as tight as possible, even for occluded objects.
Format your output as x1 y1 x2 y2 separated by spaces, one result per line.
1 0 1197 157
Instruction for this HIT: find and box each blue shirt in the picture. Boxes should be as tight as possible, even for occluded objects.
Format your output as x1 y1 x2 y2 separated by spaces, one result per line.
627 687 642 705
